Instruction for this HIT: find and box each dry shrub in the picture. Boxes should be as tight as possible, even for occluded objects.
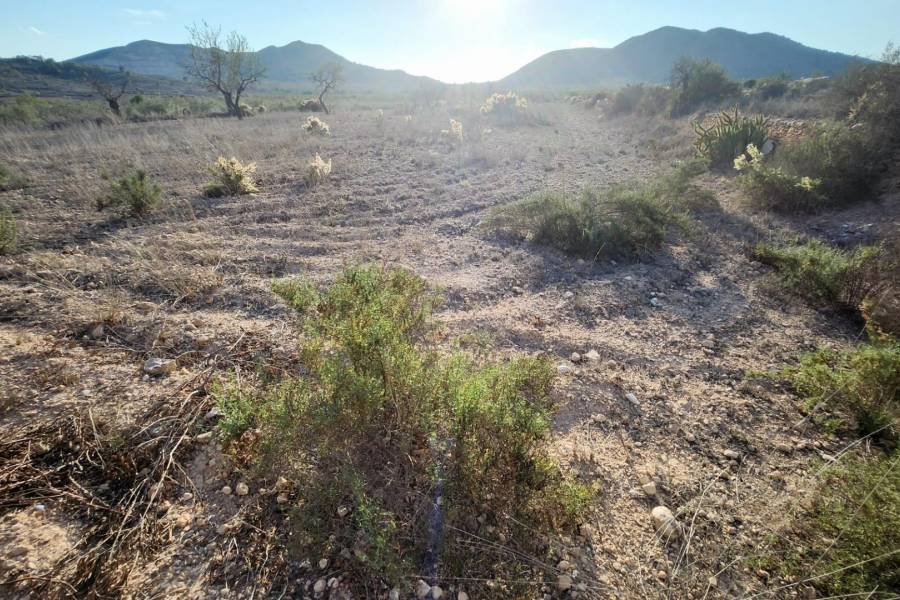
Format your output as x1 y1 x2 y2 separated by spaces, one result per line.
302 115 330 136
0 206 18 254
203 156 258 197
440 118 463 141
480 91 528 125
305 153 332 187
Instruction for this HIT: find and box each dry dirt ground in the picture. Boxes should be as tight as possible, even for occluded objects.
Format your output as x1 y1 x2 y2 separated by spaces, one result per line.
0 101 897 599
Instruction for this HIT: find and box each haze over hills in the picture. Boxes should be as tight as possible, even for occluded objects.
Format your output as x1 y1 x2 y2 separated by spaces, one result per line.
71 40 442 93
501 26 868 89
15 25 869 96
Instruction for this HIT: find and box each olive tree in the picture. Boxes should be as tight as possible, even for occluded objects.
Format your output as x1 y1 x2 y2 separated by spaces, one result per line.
311 63 343 114
186 22 265 119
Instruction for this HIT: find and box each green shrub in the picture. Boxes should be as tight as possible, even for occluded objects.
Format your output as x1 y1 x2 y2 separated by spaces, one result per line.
693 108 769 167
735 144 824 211
96 170 163 217
211 265 590 593
753 74 790 100
0 163 27 191
609 84 670 117
0 207 18 254
203 157 258 197
486 165 707 260
669 58 740 116
783 339 899 440
752 239 880 309
775 123 879 206
751 451 900 595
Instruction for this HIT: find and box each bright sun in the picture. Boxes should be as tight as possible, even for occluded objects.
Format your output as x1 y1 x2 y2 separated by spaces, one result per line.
441 0 511 20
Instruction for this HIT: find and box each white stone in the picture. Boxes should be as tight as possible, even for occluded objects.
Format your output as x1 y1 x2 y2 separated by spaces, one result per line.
415 579 431 598
431 586 444 599
313 579 326 594
337 505 350 518
651 506 681 539
584 349 601 361
557 574 573 591
235 482 249 496
221 486 232 496
641 482 657 496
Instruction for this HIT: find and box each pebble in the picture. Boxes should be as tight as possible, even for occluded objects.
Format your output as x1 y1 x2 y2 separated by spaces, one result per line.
389 589 400 600
143 357 176 376
276 493 289 504
584 349 601 361
235 482 249 496
457 592 469 600
557 559 571 570
557 363 575 375
651 506 682 539
570 352 582 363
313 579 326 594
624 392 638 405
723 449 741 460
557 574 573 591
431 586 444 599
337 506 350 517
221 486 232 496
195 431 214 443
415 579 431 598
641 482 657 496
319 558 329 569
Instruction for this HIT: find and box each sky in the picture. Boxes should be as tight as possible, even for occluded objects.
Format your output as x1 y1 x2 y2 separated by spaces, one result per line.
2 0 897 83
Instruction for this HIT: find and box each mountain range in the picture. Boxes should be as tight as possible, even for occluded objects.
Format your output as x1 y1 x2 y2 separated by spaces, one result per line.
44 26 871 94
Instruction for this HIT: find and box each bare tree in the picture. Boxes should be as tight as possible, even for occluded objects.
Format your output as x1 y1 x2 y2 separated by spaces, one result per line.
86 67 130 117
186 22 265 119
311 63 343 115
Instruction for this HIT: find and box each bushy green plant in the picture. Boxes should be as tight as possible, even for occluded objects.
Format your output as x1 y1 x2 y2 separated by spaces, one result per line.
783 339 899 439
0 207 18 255
752 239 881 309
203 156 258 197
751 451 900 595
96 170 163 216
693 108 769 167
735 144 824 211
753 74 790 100
0 163 27 191
486 165 707 261
211 265 590 593
669 58 740 116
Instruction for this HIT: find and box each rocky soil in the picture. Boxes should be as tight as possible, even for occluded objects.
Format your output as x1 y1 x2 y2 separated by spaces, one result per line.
0 101 897 598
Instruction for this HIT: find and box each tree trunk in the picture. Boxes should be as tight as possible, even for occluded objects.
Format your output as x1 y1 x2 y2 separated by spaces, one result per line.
107 98 121 117
223 92 240 119
318 91 329 115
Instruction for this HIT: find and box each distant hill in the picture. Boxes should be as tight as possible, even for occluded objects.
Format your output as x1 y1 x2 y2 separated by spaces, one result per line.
0 55 196 98
71 40 442 93
500 26 868 89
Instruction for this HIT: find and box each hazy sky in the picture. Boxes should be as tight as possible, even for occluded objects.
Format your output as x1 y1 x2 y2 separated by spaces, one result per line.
2 0 897 82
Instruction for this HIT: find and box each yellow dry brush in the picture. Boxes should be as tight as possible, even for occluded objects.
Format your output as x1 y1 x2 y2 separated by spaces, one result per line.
306 153 332 187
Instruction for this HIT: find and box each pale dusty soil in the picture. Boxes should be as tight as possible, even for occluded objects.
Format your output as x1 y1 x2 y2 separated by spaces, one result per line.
0 102 897 599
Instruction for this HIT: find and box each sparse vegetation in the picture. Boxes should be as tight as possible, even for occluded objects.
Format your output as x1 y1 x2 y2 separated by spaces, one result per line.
752 239 880 310
212 265 590 592
0 162 27 191
0 207 18 254
311 63 343 115
751 450 900 596
96 170 163 216
735 143 824 211
301 115 330 136
203 157 259 197
305 153 332 187
783 339 899 440
608 84 670 117
693 108 769 167
487 163 709 260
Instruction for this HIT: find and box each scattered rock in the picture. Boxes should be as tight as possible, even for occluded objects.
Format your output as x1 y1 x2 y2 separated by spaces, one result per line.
143 357 176 376
723 449 741 460
195 431 214 443
319 558 329 569
570 352 582 363
313 579 327 594
431 586 444 599
205 406 223 420
221 486 232 496
624 392 638 405
337 505 350 518
415 579 431 598
557 574 573 591
641 482 657 496
389 589 400 600
276 493 289 504
457 592 469 600
557 559 571 570
584 349 601 361
235 482 249 496
651 506 682 539
275 476 291 492
557 363 575 375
